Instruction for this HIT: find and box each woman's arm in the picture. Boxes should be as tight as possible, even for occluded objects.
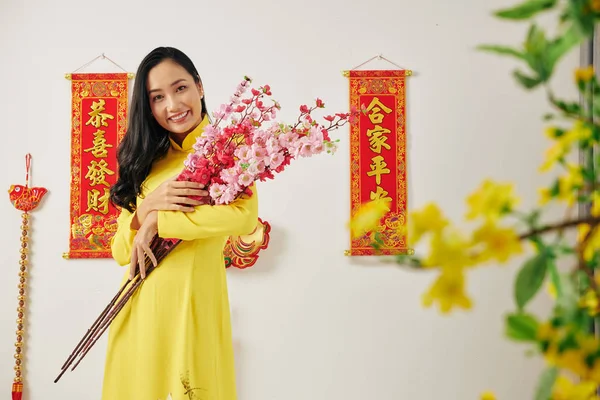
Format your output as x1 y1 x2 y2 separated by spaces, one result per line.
110 208 138 266
156 184 259 241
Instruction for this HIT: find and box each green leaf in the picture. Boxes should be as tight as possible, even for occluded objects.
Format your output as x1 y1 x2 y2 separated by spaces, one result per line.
566 0 597 36
549 96 581 115
554 245 575 256
513 69 543 89
546 25 585 72
523 24 554 82
527 235 546 251
524 209 543 229
549 179 560 197
555 272 579 321
477 44 526 60
547 259 562 297
534 367 558 400
505 312 540 341
525 24 548 55
493 0 557 20
515 252 549 309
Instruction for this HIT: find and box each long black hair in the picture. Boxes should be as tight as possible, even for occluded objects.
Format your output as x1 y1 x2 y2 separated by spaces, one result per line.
110 47 208 212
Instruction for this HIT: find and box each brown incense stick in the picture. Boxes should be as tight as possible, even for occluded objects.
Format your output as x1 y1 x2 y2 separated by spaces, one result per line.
60 279 130 370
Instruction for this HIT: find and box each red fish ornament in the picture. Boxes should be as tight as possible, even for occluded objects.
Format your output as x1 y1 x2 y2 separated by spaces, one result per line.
9 185 48 212
8 154 47 400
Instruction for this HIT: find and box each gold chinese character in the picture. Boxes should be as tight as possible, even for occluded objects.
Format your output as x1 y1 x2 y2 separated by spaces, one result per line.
365 97 392 124
370 186 392 202
85 159 114 187
84 129 113 158
367 155 391 185
85 99 114 128
86 188 110 214
367 126 391 153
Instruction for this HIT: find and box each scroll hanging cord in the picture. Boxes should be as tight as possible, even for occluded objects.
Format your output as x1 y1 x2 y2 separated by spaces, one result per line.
71 53 129 74
351 54 408 71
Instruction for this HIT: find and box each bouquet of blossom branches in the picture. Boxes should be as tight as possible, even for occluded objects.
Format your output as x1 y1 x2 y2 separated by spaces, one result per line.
55 76 357 381
177 76 348 204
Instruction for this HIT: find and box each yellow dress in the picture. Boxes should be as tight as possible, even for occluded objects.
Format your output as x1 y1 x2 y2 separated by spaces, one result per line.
101 116 258 400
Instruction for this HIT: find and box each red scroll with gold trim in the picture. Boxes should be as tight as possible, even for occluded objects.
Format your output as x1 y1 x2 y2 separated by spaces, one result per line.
347 70 409 256
64 73 129 259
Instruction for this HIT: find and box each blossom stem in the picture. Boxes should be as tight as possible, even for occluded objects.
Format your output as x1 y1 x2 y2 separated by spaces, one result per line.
519 215 600 240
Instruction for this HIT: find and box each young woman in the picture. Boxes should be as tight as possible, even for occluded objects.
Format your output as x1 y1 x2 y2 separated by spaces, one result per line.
104 46 258 400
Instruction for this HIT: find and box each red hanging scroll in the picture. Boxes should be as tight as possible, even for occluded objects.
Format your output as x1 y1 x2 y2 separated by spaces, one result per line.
64 73 129 259
346 69 409 256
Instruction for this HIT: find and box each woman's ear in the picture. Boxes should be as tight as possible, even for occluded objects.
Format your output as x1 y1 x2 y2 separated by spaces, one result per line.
196 82 204 99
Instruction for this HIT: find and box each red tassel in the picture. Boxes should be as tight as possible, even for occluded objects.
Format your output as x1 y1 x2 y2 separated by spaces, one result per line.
12 382 23 400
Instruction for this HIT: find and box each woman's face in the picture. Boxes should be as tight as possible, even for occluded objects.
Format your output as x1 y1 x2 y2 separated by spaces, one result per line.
146 59 204 137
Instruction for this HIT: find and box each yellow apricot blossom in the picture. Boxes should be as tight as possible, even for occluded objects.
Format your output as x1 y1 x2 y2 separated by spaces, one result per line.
540 122 591 172
422 267 472 313
551 375 599 400
557 163 584 205
408 203 448 245
471 222 523 263
578 224 600 261
422 228 474 269
465 179 520 221
575 65 595 82
348 198 391 239
480 391 496 400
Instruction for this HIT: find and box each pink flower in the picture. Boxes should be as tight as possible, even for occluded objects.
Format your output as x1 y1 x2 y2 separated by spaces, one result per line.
238 172 254 187
235 145 252 161
308 126 324 143
311 140 324 154
212 104 234 120
184 153 202 170
278 131 297 149
193 137 209 153
269 153 284 169
218 186 238 204
298 142 314 157
250 144 267 161
236 84 247 94
266 137 281 154
252 129 268 145
202 125 220 139
247 161 265 176
209 184 227 201
221 167 241 184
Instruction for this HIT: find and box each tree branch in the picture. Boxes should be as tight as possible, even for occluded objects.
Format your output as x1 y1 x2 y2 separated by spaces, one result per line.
519 215 600 240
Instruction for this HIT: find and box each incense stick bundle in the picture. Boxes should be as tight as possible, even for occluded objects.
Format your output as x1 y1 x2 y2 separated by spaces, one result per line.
54 235 181 383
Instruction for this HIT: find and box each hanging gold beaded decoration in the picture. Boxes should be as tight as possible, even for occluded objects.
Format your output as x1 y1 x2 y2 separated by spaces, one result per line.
7 154 48 400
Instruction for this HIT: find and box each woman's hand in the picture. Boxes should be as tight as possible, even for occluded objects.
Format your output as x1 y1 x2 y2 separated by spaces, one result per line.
129 211 159 280
133 176 208 228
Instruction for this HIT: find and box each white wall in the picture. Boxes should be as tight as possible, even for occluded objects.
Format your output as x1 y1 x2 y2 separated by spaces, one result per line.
0 0 578 399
